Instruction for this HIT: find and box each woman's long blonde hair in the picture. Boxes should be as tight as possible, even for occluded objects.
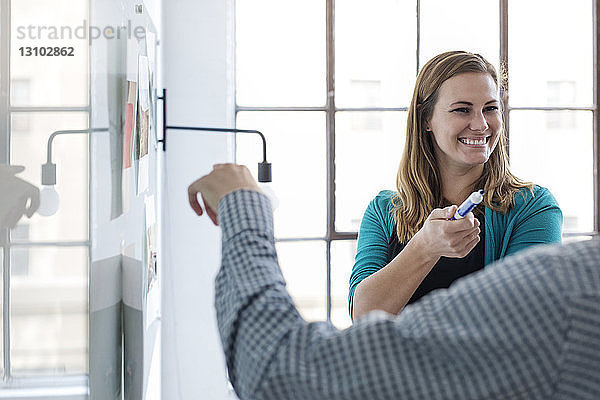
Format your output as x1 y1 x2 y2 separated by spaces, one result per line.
392 51 532 243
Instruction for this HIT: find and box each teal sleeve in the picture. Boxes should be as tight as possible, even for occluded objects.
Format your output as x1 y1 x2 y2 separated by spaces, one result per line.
503 186 563 258
348 191 395 317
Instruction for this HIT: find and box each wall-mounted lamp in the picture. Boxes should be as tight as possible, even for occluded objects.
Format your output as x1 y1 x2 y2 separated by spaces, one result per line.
157 89 272 183
40 128 109 216
39 89 272 215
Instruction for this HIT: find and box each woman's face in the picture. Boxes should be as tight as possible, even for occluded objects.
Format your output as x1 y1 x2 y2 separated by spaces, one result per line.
426 72 502 171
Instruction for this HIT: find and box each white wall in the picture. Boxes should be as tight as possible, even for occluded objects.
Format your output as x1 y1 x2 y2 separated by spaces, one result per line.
161 0 236 399
89 0 165 398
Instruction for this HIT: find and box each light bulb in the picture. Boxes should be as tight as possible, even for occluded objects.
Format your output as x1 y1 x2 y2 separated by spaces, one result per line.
38 185 59 216
260 183 279 210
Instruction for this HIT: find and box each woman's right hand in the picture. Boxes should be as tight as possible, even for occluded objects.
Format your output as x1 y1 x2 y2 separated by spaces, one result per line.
412 205 481 260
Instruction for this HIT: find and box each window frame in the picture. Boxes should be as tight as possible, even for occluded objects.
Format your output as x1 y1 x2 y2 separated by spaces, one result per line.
0 0 91 394
234 0 600 323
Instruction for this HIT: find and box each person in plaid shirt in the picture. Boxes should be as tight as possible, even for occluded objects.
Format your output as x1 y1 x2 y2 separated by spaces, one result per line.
188 163 600 400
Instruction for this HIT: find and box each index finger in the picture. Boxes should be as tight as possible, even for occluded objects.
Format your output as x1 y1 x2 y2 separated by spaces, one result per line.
446 212 477 232
25 185 40 218
187 181 204 216
213 163 233 170
429 206 456 220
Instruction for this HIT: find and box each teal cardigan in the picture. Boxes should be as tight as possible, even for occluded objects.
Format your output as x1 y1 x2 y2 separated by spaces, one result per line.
348 186 563 315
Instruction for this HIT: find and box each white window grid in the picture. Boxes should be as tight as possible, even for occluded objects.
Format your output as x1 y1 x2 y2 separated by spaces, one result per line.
0 0 91 392
234 0 600 323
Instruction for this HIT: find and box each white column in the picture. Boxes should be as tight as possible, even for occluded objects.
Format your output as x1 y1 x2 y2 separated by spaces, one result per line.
161 0 236 399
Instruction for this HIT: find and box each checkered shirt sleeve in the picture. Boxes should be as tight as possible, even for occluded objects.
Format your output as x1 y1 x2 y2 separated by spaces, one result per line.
216 190 600 400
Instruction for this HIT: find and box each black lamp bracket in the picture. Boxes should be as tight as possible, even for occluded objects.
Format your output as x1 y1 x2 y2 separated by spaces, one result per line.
156 89 271 182
42 128 110 185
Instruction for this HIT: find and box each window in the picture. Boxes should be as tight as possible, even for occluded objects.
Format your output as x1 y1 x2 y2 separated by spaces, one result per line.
508 0 594 235
1 0 90 391
236 0 598 330
546 81 577 129
9 79 30 132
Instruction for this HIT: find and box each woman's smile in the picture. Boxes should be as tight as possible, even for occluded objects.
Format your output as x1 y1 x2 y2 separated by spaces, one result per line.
457 136 491 147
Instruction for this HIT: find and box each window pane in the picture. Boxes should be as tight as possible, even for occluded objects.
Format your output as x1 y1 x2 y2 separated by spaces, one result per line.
563 236 595 244
330 240 356 329
509 0 592 107
11 246 88 376
236 111 326 238
276 241 326 321
10 0 89 107
335 111 406 232
509 110 593 233
10 112 89 242
420 0 499 68
236 0 325 107
335 0 416 108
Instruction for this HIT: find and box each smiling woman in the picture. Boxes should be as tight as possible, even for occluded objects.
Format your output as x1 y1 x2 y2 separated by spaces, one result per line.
349 51 564 321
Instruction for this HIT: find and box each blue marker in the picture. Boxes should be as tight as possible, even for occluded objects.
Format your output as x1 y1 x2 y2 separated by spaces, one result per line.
450 189 485 220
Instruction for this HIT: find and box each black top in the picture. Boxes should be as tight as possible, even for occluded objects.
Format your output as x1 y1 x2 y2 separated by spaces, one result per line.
389 216 485 305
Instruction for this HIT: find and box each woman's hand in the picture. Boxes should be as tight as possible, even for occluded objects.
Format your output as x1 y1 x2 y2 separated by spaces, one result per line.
412 205 481 260
353 205 481 319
